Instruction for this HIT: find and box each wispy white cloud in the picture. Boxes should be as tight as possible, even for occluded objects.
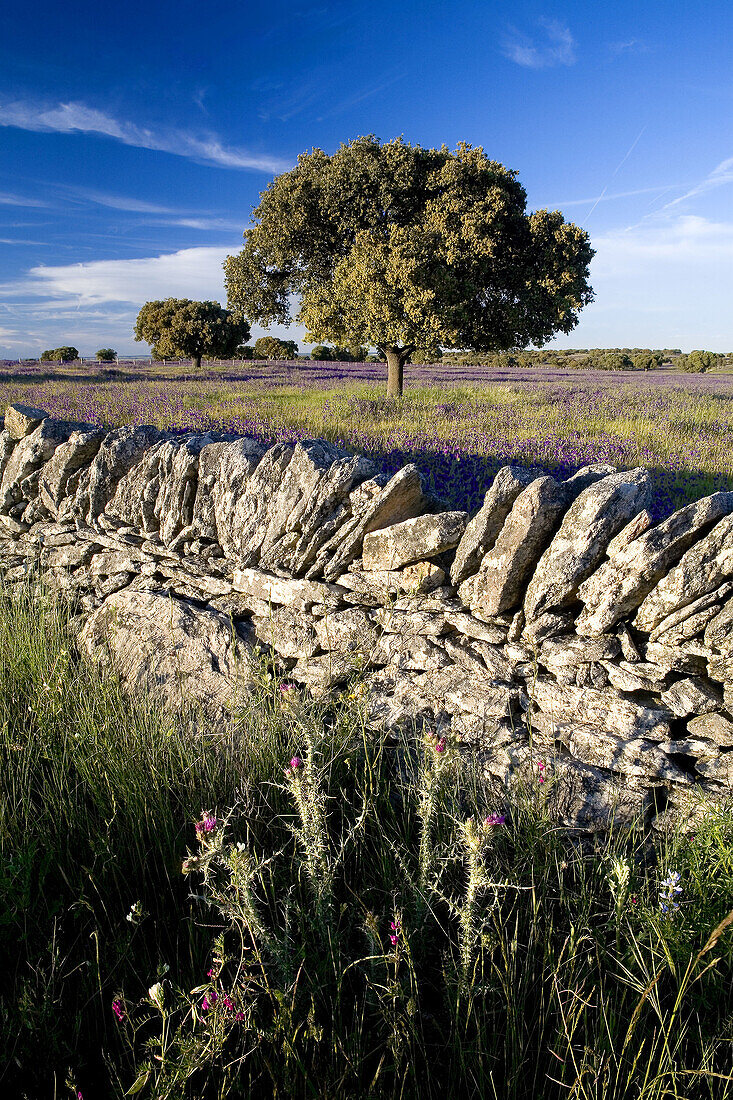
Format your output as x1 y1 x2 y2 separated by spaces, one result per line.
548 184 679 208
502 20 576 69
0 246 304 357
661 155 733 210
608 38 647 57
15 246 235 305
0 190 49 208
0 100 291 173
68 189 185 215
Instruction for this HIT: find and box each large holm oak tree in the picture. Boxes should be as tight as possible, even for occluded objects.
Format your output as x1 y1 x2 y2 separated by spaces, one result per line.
224 136 595 397
133 299 250 370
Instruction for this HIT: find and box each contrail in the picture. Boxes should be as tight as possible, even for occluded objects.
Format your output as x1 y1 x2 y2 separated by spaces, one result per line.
585 125 647 222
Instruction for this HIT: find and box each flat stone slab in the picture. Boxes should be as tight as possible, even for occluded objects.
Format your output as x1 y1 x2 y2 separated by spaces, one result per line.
3 403 49 439
362 510 468 571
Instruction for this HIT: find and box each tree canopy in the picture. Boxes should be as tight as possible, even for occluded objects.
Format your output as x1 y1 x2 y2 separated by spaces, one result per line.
40 346 78 362
251 336 299 360
224 136 594 396
96 348 117 361
133 299 250 369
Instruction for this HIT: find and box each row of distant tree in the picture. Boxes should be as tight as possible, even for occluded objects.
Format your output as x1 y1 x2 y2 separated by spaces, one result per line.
37 333 731 375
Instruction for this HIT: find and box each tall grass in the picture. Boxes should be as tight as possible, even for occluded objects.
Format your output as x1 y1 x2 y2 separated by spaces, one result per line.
1 581 732 1098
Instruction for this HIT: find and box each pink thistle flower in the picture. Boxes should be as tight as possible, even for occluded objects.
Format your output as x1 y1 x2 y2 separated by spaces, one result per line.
435 737 447 754
285 755 304 777
485 813 506 826
279 681 296 694
112 998 125 1022
195 815 218 835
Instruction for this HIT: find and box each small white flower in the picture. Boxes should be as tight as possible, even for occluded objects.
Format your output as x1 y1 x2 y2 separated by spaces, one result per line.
148 982 165 1010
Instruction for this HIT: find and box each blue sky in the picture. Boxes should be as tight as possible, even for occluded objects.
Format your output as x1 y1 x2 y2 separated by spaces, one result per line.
1 0 732 357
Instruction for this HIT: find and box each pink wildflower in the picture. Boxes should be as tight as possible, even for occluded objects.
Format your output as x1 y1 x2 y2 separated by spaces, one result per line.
279 682 296 694
222 995 234 1011
235 1011 245 1021
201 996 210 1012
537 761 546 784
389 917 401 946
112 998 125 1022
285 755 304 778
435 737 447 754
485 813 506 826
195 815 217 835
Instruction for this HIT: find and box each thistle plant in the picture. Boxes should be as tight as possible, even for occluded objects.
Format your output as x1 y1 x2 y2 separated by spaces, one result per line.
416 727 460 891
284 731 333 913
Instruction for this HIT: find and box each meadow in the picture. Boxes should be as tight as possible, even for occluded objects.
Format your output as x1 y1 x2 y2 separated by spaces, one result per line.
2 359 733 1097
2 359 733 520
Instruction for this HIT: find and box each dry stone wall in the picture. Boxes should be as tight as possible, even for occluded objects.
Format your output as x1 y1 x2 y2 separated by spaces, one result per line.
2 401 733 831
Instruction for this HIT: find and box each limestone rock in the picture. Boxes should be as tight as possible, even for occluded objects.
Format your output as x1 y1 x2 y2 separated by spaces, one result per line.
76 425 165 523
649 583 733 644
450 465 536 586
243 440 374 574
427 665 522 719
279 450 377 576
530 677 672 738
314 607 378 654
362 510 468 571
643 641 710 677
461 475 567 615
317 465 429 581
373 633 451 672
0 430 17 483
79 589 252 716
660 676 723 717
374 608 449 637
577 492 733 635
635 513 733 632
0 419 90 514
705 596 733 656
38 429 104 515
232 566 347 611
533 717 687 782
3 403 48 439
334 558 442 602
599 661 663 694
524 468 652 623
708 655 733 684
191 436 263 542
540 634 621 666
252 606 319 658
290 652 357 694
687 713 733 747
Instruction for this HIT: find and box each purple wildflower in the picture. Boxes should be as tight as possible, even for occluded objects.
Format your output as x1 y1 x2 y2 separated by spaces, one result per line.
112 999 125 1022
485 813 506 826
195 814 218 835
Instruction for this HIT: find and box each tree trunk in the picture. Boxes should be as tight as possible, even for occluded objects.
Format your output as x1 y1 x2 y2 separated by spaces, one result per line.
193 353 202 371
382 345 414 398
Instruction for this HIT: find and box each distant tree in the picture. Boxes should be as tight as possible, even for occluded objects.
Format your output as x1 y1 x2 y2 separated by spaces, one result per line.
679 349 721 373
236 344 254 359
600 352 633 371
96 348 117 361
310 344 336 361
632 352 662 372
252 336 299 360
133 299 250 370
40 346 79 362
224 136 594 397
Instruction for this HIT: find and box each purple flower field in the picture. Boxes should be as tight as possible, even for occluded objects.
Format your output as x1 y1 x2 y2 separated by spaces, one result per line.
2 359 732 520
